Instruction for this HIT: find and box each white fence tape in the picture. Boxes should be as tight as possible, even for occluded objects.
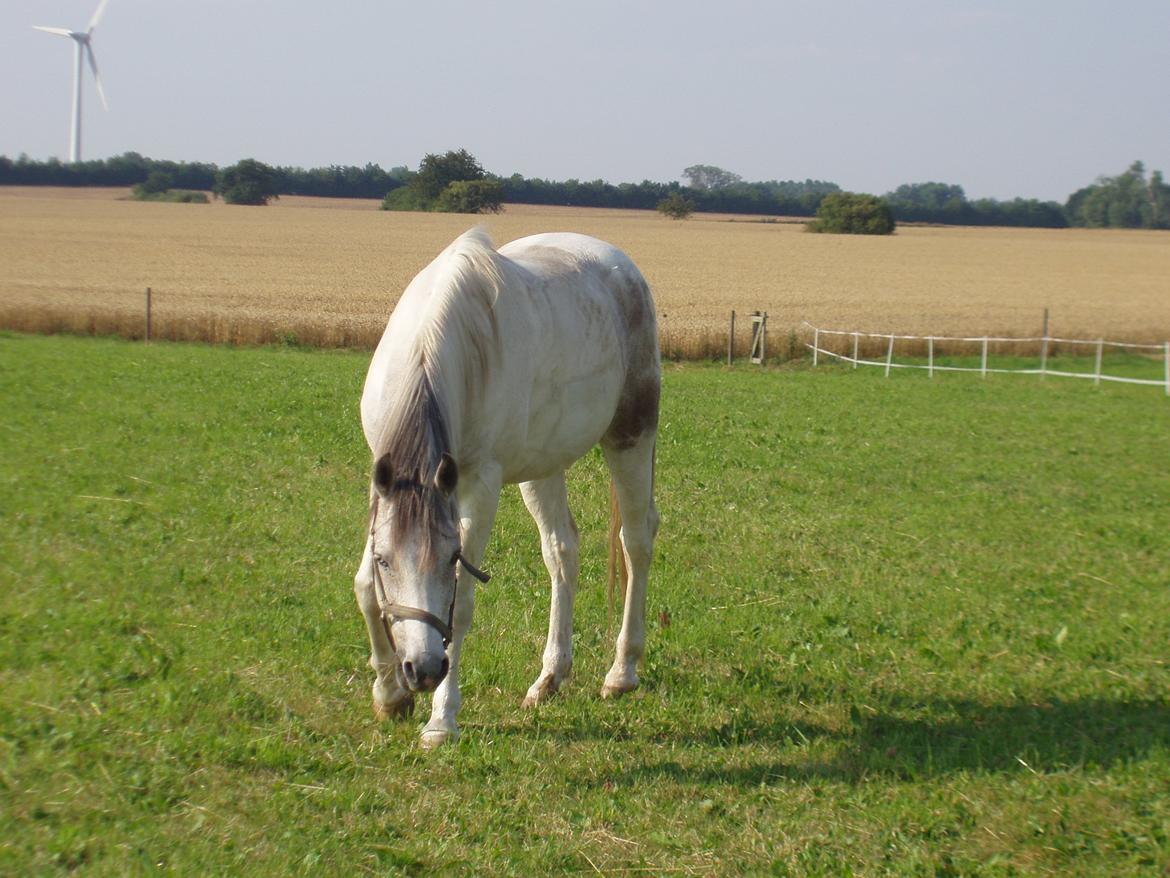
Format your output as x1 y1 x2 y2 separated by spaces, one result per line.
803 322 1170 394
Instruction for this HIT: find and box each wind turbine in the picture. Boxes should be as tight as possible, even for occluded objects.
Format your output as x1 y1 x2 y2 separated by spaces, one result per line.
33 0 111 163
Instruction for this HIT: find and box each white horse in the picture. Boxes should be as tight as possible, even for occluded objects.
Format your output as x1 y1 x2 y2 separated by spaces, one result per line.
354 228 660 748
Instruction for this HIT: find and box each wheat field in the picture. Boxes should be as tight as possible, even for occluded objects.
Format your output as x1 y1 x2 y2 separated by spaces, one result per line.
2 186 1169 357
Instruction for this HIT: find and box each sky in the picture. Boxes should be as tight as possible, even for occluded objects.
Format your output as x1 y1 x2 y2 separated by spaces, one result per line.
2 0 1168 203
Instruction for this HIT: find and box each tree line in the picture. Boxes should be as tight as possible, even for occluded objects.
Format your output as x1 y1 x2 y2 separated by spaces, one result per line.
1 151 1166 229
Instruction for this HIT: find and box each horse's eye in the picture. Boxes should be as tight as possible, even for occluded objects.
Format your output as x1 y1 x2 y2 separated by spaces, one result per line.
376 555 390 570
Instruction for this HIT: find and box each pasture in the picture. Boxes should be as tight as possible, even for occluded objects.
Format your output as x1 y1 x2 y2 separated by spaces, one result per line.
2 333 1168 875
2 187 1170 358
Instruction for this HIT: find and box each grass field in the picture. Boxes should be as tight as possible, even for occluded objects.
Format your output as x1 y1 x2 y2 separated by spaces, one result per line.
2 186 1170 358
2 333 1168 875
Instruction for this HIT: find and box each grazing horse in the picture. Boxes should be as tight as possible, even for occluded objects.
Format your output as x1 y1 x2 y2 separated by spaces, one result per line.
354 229 660 748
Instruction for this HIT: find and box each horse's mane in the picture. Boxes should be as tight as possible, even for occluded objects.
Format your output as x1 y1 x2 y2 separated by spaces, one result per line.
371 229 504 548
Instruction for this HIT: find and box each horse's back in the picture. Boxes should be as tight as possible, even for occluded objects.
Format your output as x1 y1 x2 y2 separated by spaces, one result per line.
499 232 657 357
500 233 660 454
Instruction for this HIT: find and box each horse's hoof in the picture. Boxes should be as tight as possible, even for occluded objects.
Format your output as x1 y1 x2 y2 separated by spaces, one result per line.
420 726 458 749
373 694 414 721
601 678 638 699
521 675 563 708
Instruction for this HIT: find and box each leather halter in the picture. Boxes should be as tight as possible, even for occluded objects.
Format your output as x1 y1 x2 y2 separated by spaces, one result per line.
367 493 490 650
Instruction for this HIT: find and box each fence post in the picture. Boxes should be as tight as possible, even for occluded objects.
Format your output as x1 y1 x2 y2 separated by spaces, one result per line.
727 310 735 366
750 311 766 364
981 336 988 378
1165 341 1169 397
885 334 895 378
1094 339 1103 386
928 336 934 378
145 287 152 342
812 327 819 367
852 331 859 369
1040 307 1049 378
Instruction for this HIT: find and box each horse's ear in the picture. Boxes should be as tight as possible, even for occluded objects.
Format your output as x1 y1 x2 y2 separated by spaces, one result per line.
373 453 394 499
434 453 458 495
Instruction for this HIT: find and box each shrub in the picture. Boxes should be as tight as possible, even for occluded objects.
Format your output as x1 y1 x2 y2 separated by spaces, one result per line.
130 170 209 204
434 180 504 214
381 186 431 212
136 171 173 196
132 190 209 204
657 193 695 220
807 192 895 235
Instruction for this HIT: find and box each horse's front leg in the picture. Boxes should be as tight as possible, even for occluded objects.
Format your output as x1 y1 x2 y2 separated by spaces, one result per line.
354 540 414 720
421 465 502 749
519 473 579 707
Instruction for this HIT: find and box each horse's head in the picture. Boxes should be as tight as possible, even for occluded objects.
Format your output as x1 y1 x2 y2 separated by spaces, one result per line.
368 451 462 692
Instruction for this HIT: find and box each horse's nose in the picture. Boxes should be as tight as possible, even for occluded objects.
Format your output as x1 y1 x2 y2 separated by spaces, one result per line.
401 655 449 692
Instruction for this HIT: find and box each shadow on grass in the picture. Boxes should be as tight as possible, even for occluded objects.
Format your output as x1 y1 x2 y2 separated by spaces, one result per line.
522 696 1170 788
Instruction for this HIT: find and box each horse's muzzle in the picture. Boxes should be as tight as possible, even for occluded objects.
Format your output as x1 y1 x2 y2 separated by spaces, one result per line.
401 654 449 692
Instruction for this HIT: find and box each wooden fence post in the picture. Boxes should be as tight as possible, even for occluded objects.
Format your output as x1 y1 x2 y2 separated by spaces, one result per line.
885 334 895 377
749 311 767 364
981 336 988 378
928 336 935 378
1094 339 1104 386
145 287 152 342
852 331 859 368
812 327 819 366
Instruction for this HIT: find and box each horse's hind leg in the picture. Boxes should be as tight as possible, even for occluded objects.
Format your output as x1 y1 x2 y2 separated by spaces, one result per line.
519 472 580 707
601 434 659 698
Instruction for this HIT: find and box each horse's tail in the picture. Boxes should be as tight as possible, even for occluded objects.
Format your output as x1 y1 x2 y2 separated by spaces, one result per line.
607 480 626 636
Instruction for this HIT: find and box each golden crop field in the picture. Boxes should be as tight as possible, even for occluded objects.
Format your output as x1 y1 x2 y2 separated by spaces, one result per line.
2 186 1169 358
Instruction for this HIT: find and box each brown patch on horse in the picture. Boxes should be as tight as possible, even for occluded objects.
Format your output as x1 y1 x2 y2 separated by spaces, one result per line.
604 373 660 450
603 276 661 451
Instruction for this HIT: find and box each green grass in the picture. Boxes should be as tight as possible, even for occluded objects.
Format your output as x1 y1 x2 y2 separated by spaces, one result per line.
2 334 1168 876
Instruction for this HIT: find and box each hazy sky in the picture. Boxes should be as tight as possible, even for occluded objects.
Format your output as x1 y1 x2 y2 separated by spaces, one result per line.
3 1 1167 202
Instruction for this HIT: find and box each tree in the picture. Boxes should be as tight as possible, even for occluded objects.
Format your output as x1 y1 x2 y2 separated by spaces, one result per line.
807 192 895 235
657 192 695 220
214 159 278 205
413 149 486 201
382 149 499 213
682 164 742 190
1065 160 1170 229
887 182 966 210
1150 170 1170 229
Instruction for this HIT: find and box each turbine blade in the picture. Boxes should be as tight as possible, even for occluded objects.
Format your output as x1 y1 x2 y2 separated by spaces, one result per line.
88 0 110 33
86 45 108 110
32 26 74 37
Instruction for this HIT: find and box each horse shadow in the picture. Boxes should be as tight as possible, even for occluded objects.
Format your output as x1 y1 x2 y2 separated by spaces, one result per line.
504 694 1170 789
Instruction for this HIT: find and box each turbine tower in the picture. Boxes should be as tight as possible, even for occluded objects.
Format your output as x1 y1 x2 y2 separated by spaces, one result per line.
33 0 111 163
